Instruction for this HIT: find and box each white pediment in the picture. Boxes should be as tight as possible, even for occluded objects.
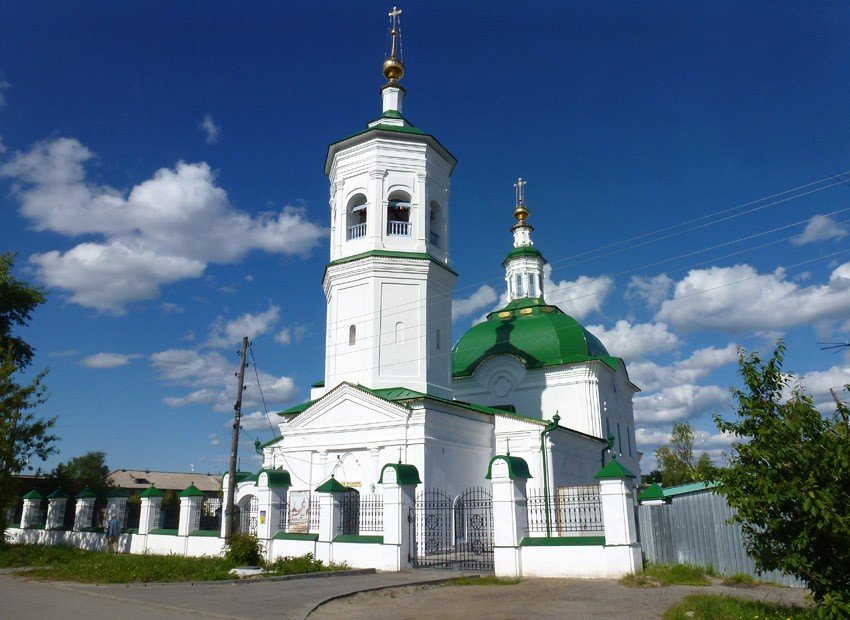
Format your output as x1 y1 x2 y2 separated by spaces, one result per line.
285 383 411 431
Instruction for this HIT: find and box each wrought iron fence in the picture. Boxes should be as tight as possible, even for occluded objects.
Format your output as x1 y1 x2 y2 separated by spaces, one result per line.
526 485 603 534
124 502 141 530
199 498 221 531
62 499 76 530
309 494 321 532
358 494 383 533
340 491 359 535
160 502 180 530
92 501 107 530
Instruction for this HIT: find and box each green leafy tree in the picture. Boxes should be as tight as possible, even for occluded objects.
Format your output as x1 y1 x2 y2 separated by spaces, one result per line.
49 451 113 498
715 342 850 614
0 252 56 543
654 421 717 487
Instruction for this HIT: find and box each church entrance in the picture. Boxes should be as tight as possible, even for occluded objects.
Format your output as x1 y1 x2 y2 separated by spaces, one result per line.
410 487 494 572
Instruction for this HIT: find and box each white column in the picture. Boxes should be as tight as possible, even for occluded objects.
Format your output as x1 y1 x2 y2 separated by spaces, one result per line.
139 496 163 534
255 488 275 541
380 466 418 571
20 496 42 529
74 497 96 531
315 481 346 564
599 477 637 546
489 457 530 578
178 496 202 536
45 498 66 530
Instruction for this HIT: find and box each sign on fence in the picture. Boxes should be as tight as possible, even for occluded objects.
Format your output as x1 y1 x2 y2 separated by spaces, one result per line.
288 491 311 534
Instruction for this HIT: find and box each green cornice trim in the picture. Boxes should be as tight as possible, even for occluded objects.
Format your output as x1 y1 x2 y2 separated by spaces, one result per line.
324 250 457 280
485 455 532 481
315 476 350 493
139 485 165 498
594 457 636 479
333 534 384 544
277 400 317 417
260 435 284 448
502 245 547 266
47 488 69 500
310 380 325 388
378 463 421 485
520 536 605 547
178 484 205 498
274 532 319 541
637 482 665 502
106 488 130 498
75 486 98 499
22 489 44 500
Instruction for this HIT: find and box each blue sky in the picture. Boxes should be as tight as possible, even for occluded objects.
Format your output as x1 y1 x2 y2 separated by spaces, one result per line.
2 1 849 475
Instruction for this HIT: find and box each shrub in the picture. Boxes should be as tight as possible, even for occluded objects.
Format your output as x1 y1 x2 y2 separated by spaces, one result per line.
224 533 262 566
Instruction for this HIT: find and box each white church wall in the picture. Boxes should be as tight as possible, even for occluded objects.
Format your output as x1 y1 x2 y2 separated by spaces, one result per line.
422 405 494 495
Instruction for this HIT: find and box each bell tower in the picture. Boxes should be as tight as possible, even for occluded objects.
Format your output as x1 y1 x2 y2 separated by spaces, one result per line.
503 178 547 301
320 7 457 398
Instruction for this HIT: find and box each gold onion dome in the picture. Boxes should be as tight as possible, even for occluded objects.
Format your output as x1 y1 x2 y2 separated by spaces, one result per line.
513 177 530 227
383 7 405 86
383 57 404 83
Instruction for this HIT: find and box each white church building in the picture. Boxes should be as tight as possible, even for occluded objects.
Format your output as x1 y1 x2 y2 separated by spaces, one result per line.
257 11 641 502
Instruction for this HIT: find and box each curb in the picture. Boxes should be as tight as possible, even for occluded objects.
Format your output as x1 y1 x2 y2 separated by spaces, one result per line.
109 567 378 588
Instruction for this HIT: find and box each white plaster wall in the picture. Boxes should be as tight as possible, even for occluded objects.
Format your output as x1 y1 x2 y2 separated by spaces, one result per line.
328 542 397 571
269 538 317 561
520 544 640 578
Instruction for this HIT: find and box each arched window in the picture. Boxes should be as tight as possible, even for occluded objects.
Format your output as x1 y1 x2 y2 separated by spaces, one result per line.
348 325 356 346
428 200 445 248
395 321 405 344
346 194 368 241
387 190 411 236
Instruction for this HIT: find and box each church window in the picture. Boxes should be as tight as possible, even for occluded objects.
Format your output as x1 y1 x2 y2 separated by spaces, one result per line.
436 329 441 350
349 325 356 346
387 190 411 236
605 418 611 440
429 200 445 248
515 273 524 297
395 321 404 343
627 427 632 457
617 422 622 453
346 194 368 241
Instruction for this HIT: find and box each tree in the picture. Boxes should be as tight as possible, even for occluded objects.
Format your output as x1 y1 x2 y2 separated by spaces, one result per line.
0 253 56 544
715 342 850 614
48 451 113 498
654 421 717 487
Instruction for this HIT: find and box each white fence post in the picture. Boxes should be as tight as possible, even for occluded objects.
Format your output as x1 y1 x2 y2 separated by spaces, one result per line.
315 475 348 564
487 455 531 578
45 488 68 530
256 469 291 543
379 463 420 571
139 486 164 534
595 456 642 576
178 484 204 536
20 489 44 529
73 488 98 531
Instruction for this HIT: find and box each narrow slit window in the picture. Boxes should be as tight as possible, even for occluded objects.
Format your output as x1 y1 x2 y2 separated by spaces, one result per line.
395 321 404 344
348 325 356 346
436 329 441 350
617 422 622 453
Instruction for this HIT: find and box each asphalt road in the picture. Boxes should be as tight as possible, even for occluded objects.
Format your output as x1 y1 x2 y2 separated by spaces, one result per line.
0 570 463 620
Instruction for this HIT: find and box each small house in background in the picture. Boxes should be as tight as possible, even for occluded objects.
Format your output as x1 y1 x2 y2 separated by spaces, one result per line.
109 470 222 501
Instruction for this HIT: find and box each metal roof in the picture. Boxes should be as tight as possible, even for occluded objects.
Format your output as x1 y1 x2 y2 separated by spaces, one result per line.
109 470 222 493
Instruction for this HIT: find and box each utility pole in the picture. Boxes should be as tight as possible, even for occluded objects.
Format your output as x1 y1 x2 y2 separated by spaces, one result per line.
224 336 249 542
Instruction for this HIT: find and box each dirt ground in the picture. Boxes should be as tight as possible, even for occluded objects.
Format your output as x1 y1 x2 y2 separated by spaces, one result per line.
311 577 809 619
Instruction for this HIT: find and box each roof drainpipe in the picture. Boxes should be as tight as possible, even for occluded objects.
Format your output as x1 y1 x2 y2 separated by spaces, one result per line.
601 434 615 469
539 412 561 538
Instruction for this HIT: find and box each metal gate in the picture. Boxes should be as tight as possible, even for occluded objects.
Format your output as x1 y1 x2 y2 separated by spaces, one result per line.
410 486 493 572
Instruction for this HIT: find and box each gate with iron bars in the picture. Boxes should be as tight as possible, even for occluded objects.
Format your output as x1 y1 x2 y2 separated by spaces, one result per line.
409 486 493 572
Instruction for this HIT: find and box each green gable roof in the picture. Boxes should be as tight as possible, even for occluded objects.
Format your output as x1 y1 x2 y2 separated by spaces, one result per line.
22 488 44 500
259 469 292 487
485 455 532 480
637 482 665 502
47 488 69 500
594 457 636 479
452 297 619 378
75 486 98 499
139 485 164 498
315 476 350 493
378 463 421 485
178 484 205 498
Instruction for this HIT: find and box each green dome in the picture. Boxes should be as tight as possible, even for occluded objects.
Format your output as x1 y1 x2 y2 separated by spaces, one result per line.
452 298 619 378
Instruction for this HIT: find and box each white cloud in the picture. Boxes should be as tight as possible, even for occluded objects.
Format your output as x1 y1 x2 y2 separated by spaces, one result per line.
634 384 730 423
199 114 221 144
206 305 281 349
0 135 6 155
797 365 850 410
0 81 9 108
655 262 850 334
543 265 612 320
240 410 278 431
49 349 78 358
79 352 142 368
275 324 309 346
453 285 497 320
585 320 680 362
208 433 220 446
626 274 674 309
151 347 298 412
159 302 184 314
791 214 849 246
628 344 738 392
1 138 327 313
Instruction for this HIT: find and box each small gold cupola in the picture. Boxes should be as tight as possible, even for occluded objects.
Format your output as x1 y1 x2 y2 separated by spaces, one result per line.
513 178 531 229
383 7 405 88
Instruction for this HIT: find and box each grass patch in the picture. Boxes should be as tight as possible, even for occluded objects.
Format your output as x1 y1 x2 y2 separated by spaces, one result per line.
620 563 712 587
722 572 760 587
445 576 522 586
1 544 348 583
664 594 810 619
